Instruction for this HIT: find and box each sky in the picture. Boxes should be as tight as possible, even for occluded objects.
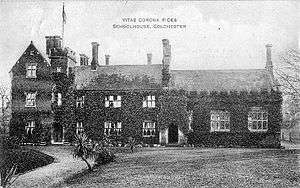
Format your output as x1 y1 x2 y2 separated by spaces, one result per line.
0 1 299 88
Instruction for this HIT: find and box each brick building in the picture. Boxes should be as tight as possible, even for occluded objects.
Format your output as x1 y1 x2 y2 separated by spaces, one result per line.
9 37 282 147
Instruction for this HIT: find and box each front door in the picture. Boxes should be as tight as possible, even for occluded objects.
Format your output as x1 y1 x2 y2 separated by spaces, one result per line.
168 123 178 143
52 123 63 143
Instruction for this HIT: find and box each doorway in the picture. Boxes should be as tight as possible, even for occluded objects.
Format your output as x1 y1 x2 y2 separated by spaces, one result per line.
168 123 178 143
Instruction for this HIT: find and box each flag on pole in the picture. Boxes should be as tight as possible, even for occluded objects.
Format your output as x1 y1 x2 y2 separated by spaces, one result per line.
62 3 66 24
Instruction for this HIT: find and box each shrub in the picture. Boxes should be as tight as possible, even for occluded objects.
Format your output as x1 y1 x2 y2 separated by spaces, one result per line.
73 134 94 171
94 148 116 166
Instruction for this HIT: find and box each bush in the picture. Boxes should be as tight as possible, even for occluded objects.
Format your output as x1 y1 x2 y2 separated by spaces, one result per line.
94 148 116 166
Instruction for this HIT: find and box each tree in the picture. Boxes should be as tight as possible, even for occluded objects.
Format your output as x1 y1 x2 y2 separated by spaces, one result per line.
0 86 10 136
73 133 94 171
275 49 300 127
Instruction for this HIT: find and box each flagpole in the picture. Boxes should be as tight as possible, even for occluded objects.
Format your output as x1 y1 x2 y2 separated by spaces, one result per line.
62 2 65 48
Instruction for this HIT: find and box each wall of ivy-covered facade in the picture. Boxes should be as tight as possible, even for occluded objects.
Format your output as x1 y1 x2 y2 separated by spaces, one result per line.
187 90 282 148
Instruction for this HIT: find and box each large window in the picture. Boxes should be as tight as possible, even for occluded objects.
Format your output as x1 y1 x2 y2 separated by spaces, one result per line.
143 95 155 108
25 121 35 135
248 107 268 132
104 122 122 136
25 92 36 107
143 121 156 137
76 122 84 135
76 96 85 108
105 95 121 108
26 64 37 78
210 110 230 132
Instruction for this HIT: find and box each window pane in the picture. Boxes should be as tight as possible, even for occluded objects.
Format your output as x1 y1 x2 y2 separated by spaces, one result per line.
117 95 121 101
109 96 113 100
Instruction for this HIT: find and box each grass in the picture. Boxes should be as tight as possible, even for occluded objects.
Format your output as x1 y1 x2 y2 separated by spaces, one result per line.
57 147 300 188
1 147 54 174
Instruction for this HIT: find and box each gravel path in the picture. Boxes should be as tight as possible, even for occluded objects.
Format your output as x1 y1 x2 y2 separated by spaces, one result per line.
10 146 94 188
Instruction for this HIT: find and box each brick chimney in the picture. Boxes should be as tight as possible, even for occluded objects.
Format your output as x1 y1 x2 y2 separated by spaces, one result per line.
105 55 110 65
162 39 171 88
162 39 171 66
265 44 273 74
91 42 99 70
147 53 152 65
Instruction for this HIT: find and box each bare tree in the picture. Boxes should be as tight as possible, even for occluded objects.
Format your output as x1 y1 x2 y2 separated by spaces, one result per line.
0 86 10 136
275 49 300 97
274 49 300 127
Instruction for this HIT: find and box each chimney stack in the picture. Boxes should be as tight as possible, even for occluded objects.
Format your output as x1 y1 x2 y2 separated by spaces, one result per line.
162 39 171 88
105 55 110 65
147 53 152 65
91 42 99 70
162 39 171 66
265 44 273 73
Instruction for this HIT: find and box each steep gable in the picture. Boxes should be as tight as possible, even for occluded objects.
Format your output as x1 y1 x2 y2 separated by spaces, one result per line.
10 41 50 76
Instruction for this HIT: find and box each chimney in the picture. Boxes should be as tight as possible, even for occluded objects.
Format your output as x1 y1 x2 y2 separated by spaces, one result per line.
91 42 99 70
105 55 110 65
162 39 171 88
265 44 273 73
162 39 171 66
147 53 152 65
45 36 62 55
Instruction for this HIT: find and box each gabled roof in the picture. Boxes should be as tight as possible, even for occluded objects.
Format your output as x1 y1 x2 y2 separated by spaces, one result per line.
9 41 50 73
74 64 163 90
170 69 274 92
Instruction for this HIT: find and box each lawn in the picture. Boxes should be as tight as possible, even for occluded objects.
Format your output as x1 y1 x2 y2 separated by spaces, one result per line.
58 147 300 188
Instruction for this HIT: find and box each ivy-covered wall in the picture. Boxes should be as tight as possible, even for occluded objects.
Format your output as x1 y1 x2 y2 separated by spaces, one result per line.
71 90 161 144
187 90 282 148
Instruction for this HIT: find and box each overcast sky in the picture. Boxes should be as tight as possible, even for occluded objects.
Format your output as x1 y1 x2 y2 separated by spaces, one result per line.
0 1 299 87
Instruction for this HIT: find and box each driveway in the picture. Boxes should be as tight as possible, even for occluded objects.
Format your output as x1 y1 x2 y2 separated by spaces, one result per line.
11 146 94 188
58 147 300 188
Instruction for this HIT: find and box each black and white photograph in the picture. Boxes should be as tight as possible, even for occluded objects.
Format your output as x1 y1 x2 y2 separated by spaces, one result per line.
0 0 299 187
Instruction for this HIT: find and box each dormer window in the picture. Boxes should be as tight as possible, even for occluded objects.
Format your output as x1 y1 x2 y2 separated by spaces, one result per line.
26 63 37 78
143 95 155 108
25 92 37 107
105 95 121 108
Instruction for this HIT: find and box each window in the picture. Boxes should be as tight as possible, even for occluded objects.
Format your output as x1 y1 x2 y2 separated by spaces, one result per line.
76 122 84 135
25 92 36 107
26 64 37 78
143 95 155 108
57 93 62 106
210 110 230 132
143 121 156 137
248 107 268 132
104 122 122 136
57 67 62 73
76 96 85 108
105 95 121 108
25 121 35 135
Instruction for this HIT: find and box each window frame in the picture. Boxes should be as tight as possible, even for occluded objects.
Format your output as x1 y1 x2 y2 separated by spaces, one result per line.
76 96 85 108
25 92 37 107
210 110 230 132
25 121 35 135
142 121 156 137
76 121 84 135
143 95 156 108
248 107 268 132
104 121 122 136
105 95 121 108
26 63 37 78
